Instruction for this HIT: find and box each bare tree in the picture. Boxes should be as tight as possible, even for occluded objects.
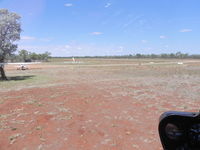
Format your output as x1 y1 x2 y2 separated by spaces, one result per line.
0 9 21 80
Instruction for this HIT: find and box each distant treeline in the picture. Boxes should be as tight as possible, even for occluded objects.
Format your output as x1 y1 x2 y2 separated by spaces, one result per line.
6 50 51 62
53 52 200 59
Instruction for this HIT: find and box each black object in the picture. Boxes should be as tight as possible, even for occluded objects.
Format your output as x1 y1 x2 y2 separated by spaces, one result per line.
159 111 200 150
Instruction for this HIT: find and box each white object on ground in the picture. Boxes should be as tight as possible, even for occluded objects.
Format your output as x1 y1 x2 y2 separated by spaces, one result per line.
177 62 184 65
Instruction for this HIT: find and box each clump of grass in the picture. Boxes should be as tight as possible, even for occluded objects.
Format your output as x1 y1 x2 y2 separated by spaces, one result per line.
11 127 17 131
36 126 42 130
57 107 70 113
55 115 73 121
9 133 22 144
0 99 4 104
10 120 25 125
23 100 37 105
0 114 11 119
23 100 43 107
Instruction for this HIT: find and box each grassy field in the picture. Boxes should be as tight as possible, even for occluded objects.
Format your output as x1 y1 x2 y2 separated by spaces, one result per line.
0 58 200 150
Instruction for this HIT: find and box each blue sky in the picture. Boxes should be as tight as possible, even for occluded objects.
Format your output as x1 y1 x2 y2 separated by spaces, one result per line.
1 0 200 56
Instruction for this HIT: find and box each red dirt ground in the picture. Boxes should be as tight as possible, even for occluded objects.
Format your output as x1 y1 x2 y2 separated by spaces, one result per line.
0 61 200 150
0 84 162 150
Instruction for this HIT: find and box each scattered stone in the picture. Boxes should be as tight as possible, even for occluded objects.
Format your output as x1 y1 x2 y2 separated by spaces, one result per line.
101 138 111 145
132 144 139 148
126 131 131 135
37 144 43 150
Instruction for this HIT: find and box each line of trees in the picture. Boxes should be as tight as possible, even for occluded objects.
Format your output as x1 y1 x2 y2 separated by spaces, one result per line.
63 52 200 59
7 50 51 62
132 52 200 59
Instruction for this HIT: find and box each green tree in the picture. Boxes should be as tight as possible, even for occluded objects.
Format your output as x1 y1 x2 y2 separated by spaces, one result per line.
19 49 30 62
29 52 38 61
136 53 142 58
42 51 51 61
176 52 182 59
161 53 168 58
29 51 51 61
0 9 21 80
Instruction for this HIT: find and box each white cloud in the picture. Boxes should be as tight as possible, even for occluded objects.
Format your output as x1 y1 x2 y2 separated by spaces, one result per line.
18 45 72 56
28 12 33 16
39 38 52 42
20 36 53 42
91 32 103 35
180 29 192 33
122 15 144 29
105 3 112 8
65 45 71 49
141 40 148 43
164 45 169 48
77 47 82 50
160 35 167 39
18 42 125 57
64 3 73 7
21 36 36 40
116 46 124 53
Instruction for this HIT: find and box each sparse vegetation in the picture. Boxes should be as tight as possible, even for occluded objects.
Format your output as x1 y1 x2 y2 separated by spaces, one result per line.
0 58 200 150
